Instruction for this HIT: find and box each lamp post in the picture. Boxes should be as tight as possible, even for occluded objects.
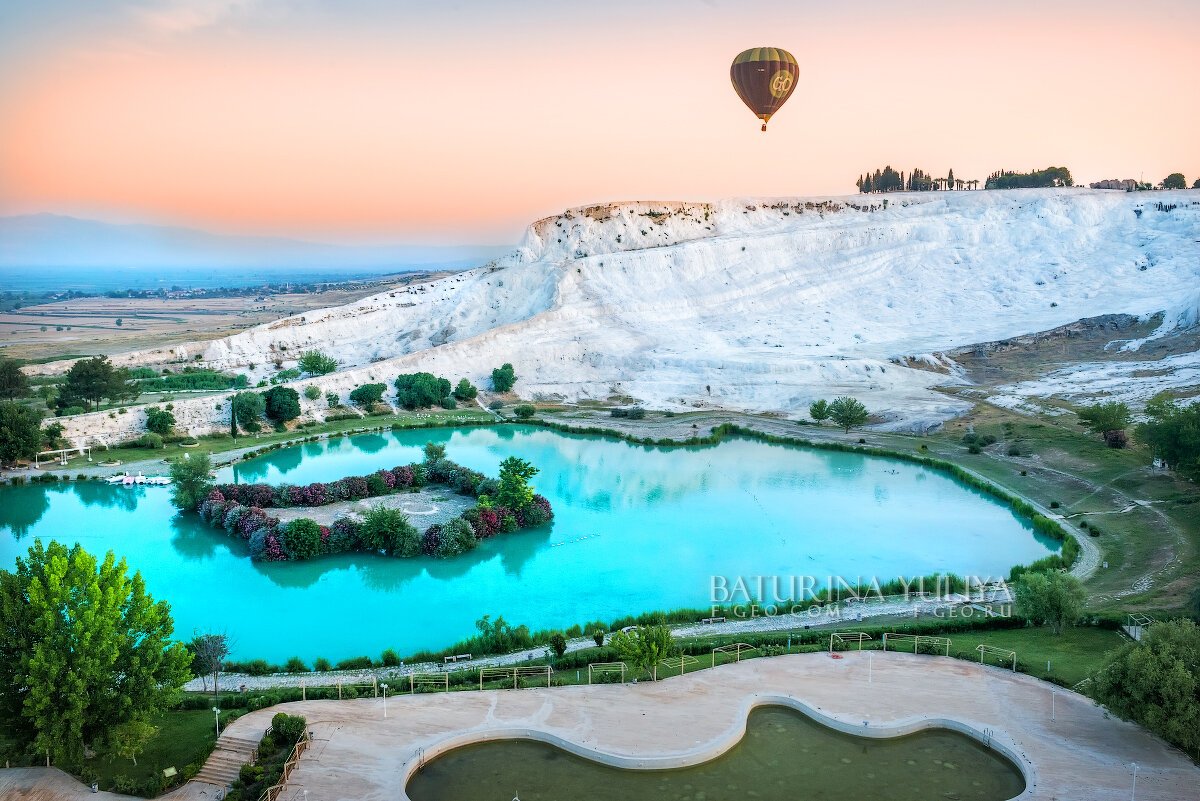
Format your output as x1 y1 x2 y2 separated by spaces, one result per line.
381 683 389 719
212 707 221 737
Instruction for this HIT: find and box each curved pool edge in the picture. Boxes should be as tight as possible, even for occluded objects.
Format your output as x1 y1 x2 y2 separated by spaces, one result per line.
397 687 1032 800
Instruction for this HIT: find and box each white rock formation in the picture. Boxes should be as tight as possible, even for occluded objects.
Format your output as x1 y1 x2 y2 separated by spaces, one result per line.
59 188 1200 444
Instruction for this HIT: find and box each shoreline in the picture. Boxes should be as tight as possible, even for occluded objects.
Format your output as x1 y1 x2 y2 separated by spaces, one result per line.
5 412 1094 669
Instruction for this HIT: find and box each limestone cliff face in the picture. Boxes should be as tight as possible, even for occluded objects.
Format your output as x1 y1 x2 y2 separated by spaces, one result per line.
59 189 1200 444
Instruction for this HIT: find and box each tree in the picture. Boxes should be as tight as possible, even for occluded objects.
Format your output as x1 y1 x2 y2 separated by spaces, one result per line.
1194 178 1200 189
109 720 157 766
985 166 1073 190
394 372 450 409
349 383 387 407
263 386 301 423
169 452 214 511
303 385 321 401
189 632 229 697
1162 173 1186 190
548 632 568 658
0 357 30 400
513 404 535 419
0 402 43 464
453 378 478 401
281 518 322 560
0 540 191 766
232 391 266 432
1092 619 1199 756
298 350 338 376
423 442 447 463
497 456 538 511
947 167 955 188
359 505 421 557
1077 401 1131 448
808 399 830 424
610 625 676 681
828 396 869 432
1136 394 1200 479
61 356 137 410
1014 571 1085 635
491 363 517 392
144 407 175 436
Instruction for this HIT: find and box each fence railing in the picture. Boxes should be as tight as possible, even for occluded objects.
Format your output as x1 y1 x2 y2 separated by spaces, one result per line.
258 728 311 801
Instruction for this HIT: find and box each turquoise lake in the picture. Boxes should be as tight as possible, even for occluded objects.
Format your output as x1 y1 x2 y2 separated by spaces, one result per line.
0 426 1057 662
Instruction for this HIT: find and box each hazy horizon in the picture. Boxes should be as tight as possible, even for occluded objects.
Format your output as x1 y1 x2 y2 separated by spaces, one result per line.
2 0 1198 245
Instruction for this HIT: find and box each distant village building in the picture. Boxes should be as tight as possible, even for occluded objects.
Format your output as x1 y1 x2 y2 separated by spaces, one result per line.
1089 178 1137 191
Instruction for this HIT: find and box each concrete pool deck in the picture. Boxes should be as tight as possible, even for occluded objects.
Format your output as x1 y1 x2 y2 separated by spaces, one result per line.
216 651 1195 800
4 651 1196 800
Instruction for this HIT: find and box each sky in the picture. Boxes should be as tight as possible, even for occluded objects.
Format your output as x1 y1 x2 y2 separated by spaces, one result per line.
1 0 1198 244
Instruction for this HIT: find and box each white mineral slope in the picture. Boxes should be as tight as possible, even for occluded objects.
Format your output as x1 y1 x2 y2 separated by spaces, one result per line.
59 189 1200 444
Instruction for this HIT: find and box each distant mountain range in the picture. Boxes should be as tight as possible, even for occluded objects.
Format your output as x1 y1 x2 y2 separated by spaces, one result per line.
0 213 509 272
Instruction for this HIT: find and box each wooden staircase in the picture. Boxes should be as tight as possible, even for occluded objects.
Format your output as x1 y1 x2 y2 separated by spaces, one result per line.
193 733 260 788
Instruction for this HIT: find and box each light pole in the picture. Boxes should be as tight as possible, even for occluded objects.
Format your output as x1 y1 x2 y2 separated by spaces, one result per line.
381 683 389 719
212 707 221 737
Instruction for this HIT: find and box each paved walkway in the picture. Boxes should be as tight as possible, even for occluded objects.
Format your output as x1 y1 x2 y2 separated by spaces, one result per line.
198 651 1196 800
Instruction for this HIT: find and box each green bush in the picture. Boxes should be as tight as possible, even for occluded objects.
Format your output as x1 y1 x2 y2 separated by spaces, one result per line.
313 657 331 672
381 648 401 667
335 656 373 671
270 713 307 746
284 656 308 673
349 383 387 407
136 432 164 449
513 404 535 419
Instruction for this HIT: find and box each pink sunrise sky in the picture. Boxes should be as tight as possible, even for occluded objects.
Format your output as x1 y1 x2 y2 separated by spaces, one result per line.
1 0 1197 244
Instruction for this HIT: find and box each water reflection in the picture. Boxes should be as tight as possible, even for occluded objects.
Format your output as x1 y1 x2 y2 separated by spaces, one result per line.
1 485 50 539
3 425 1061 662
169 514 225 561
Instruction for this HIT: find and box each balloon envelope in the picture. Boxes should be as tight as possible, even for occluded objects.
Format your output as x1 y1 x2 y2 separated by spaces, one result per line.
730 47 799 131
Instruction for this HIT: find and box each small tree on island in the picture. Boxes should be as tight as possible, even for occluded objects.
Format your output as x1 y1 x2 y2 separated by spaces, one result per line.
0 540 192 766
828 396 869 432
298 349 338 376
611 624 676 681
808 399 830 424
1014 571 1085 635
1077 401 1132 448
496 456 538 511
169 452 214 510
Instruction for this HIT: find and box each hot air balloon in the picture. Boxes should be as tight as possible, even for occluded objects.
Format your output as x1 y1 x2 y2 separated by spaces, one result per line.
730 47 799 132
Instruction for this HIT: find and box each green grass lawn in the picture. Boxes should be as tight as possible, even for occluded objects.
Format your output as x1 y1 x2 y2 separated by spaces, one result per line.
85 709 226 791
947 625 1127 686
